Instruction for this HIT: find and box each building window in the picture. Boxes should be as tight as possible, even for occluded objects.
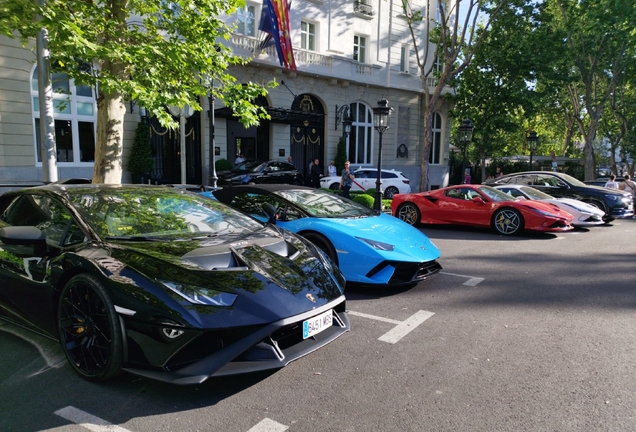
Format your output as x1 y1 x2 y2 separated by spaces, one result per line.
400 45 409 73
236 4 256 37
31 67 96 165
429 112 443 165
353 35 366 63
347 102 373 165
301 21 316 51
434 51 443 74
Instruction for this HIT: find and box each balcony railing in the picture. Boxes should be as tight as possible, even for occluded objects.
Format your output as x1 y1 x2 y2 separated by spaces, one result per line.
354 1 374 16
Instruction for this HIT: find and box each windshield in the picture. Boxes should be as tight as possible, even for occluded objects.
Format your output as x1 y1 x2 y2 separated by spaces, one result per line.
274 189 377 218
476 185 517 202
67 187 264 239
556 172 586 187
519 186 554 200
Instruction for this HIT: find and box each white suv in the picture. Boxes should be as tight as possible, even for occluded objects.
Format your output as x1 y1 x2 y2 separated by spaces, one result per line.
320 167 411 198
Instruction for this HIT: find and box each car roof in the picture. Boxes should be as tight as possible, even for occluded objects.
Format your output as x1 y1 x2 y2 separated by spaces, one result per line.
212 184 314 204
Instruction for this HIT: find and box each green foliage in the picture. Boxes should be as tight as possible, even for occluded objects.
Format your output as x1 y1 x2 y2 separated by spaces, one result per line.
215 158 233 172
334 137 348 173
127 122 153 174
353 193 375 209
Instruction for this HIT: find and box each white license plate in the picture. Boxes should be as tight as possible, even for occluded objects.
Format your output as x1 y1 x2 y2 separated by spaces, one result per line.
303 309 333 339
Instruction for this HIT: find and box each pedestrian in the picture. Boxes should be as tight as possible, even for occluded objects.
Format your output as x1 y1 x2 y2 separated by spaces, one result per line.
234 153 245 165
328 160 337 177
287 155 294 167
604 175 619 189
495 166 503 178
463 170 471 184
339 161 354 198
619 174 636 212
310 158 323 188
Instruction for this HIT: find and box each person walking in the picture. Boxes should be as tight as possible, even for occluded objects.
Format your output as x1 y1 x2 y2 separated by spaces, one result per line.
339 161 354 198
604 175 619 189
328 160 337 177
310 158 323 188
495 167 503 178
619 174 636 212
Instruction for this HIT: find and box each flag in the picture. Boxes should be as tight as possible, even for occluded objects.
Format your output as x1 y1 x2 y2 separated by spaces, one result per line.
258 0 296 71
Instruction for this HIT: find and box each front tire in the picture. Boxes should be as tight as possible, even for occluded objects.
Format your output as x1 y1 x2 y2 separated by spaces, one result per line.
302 232 339 267
329 183 340 191
58 274 123 382
396 203 421 226
492 208 523 235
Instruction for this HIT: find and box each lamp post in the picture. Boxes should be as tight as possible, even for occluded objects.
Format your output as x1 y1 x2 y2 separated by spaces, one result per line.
459 118 473 184
372 97 392 211
207 81 218 188
168 104 194 185
527 130 538 170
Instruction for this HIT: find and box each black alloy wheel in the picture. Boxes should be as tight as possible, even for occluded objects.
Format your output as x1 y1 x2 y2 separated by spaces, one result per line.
58 274 123 381
384 186 399 199
301 232 339 267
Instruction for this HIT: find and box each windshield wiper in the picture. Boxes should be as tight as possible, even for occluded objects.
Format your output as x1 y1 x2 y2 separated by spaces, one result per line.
105 235 164 242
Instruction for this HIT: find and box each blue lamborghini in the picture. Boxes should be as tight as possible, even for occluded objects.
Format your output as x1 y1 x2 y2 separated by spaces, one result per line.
211 185 442 287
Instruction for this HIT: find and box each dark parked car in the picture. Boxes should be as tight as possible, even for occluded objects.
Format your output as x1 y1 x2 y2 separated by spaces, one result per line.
0 184 349 384
217 159 304 186
484 171 634 221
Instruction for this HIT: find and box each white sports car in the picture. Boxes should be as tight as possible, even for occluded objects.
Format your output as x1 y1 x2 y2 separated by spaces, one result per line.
494 185 605 227
319 167 411 198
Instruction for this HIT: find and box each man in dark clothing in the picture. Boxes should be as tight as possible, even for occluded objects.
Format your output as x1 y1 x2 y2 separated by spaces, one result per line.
310 158 322 188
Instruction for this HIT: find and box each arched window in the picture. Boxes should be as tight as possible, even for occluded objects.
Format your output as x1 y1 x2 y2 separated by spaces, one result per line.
31 66 96 165
348 102 373 165
428 112 442 165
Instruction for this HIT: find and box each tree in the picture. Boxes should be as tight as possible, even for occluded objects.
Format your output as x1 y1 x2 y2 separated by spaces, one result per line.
1 0 271 184
401 0 511 190
544 0 635 180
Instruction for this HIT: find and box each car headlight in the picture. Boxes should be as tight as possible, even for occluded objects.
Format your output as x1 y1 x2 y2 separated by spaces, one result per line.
355 237 395 251
605 194 621 202
529 208 561 218
158 280 237 306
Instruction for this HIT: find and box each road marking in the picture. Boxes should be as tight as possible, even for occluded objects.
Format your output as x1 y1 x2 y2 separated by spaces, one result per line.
440 271 484 286
348 310 435 344
347 310 401 325
54 406 132 432
247 418 289 432
378 310 435 344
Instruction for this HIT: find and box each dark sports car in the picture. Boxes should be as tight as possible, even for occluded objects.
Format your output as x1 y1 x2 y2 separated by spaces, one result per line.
0 184 349 385
392 184 575 235
217 159 304 186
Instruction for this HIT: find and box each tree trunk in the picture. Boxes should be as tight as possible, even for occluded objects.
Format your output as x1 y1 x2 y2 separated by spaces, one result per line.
93 90 126 183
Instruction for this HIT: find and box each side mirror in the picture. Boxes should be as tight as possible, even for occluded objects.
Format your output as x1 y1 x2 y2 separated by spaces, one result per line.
0 226 47 257
262 203 278 224
471 196 485 204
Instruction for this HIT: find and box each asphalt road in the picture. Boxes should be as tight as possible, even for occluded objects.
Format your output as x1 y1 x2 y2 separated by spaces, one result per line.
1 219 635 432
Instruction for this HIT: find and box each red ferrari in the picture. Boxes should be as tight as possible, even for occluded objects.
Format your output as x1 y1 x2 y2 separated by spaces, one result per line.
391 184 574 235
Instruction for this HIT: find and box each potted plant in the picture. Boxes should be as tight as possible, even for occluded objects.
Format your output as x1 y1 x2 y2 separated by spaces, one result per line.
127 122 153 184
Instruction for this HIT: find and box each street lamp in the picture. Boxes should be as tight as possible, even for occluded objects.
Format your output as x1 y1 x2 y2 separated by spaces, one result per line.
527 130 538 170
372 97 393 211
168 104 194 185
459 118 473 184
207 79 218 188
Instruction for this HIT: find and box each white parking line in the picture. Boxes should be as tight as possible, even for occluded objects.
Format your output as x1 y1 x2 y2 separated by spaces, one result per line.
54 406 132 432
440 271 484 286
348 310 435 344
247 418 289 432
0 322 66 370
378 310 435 344
347 310 401 325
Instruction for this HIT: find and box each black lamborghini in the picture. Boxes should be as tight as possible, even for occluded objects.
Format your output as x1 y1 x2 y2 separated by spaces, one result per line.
0 184 349 385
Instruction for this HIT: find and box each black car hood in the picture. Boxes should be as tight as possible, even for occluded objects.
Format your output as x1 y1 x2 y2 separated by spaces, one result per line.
104 227 344 327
